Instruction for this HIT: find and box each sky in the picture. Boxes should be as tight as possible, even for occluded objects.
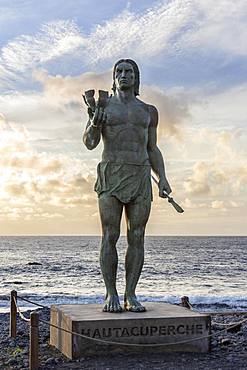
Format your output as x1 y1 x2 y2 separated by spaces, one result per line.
0 0 246 235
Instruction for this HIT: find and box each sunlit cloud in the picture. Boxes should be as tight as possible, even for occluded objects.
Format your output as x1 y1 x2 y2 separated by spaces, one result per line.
0 69 193 145
184 162 211 195
0 0 246 234
142 85 191 138
211 200 226 211
32 69 191 138
33 68 112 106
183 127 247 203
0 115 96 222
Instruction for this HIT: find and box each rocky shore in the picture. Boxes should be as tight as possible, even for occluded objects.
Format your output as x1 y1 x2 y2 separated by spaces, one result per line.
0 307 246 370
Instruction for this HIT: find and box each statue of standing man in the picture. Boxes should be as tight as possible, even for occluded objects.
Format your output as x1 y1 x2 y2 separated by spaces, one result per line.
83 59 171 313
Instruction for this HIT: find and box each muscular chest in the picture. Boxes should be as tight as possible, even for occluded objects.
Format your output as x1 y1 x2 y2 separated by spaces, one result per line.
104 100 150 129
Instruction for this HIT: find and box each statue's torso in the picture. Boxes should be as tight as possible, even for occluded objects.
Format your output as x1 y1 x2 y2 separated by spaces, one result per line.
101 96 151 164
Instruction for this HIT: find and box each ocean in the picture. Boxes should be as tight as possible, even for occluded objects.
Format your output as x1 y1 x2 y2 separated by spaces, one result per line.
0 236 246 313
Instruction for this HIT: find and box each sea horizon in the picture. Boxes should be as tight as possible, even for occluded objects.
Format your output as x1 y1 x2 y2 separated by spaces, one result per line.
0 234 247 237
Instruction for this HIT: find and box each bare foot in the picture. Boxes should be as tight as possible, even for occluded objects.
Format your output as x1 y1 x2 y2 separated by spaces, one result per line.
103 294 122 313
124 295 146 312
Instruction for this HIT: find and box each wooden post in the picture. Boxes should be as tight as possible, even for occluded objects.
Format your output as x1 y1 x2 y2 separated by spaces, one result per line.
10 290 17 338
181 296 191 309
29 311 39 370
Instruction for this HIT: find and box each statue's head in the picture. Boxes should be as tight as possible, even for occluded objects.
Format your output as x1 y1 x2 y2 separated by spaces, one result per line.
112 59 140 96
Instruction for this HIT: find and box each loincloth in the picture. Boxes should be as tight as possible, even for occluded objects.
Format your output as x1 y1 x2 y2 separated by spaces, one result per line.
94 162 153 204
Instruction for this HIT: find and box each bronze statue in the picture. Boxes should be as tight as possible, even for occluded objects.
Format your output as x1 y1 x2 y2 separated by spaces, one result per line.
83 59 172 313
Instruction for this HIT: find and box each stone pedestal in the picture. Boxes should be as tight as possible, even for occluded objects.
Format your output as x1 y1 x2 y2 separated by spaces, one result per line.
50 303 211 358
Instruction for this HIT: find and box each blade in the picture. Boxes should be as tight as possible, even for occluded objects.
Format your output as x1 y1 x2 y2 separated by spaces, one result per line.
169 199 184 213
151 175 184 213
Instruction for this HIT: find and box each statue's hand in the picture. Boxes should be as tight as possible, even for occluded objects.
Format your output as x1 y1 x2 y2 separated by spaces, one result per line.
159 178 172 198
90 107 107 128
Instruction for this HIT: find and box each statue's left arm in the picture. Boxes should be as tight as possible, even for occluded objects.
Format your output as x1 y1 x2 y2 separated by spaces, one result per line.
147 105 172 197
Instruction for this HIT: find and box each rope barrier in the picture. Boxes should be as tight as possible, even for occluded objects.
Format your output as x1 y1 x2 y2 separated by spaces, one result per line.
212 321 239 326
12 294 247 346
185 300 247 327
207 311 247 316
12 294 247 328
13 296 30 323
17 296 48 309
39 316 247 348
10 292 39 369
10 292 247 342
214 317 247 327
8 290 247 370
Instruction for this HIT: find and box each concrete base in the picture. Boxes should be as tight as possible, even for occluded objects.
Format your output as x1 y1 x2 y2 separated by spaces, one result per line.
50 303 211 358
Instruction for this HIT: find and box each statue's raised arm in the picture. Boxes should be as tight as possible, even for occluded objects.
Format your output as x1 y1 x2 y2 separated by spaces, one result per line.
83 90 108 150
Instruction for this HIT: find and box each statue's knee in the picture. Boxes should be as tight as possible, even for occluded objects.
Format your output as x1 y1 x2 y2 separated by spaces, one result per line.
103 229 120 246
129 227 145 243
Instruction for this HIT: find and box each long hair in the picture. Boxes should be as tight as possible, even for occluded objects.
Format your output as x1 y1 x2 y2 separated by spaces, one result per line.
112 59 140 96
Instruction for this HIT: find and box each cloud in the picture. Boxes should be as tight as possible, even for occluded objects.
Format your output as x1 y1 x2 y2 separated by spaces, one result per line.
183 197 207 209
211 200 226 210
184 158 247 200
0 112 7 125
1 0 246 86
85 0 194 64
33 68 112 106
142 85 191 137
85 0 247 64
0 1 195 81
0 1 246 234
186 0 247 56
183 127 247 201
0 20 83 75
32 69 191 138
0 115 97 221
183 161 212 195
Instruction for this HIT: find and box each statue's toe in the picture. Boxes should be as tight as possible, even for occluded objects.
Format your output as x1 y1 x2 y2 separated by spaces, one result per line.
124 298 146 312
132 305 146 312
102 297 122 313
115 303 122 313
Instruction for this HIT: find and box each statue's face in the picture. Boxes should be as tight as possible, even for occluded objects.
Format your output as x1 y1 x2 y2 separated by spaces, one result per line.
114 62 135 91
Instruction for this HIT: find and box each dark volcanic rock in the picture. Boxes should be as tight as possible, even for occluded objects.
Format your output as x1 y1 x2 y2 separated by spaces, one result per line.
220 338 231 345
227 323 242 333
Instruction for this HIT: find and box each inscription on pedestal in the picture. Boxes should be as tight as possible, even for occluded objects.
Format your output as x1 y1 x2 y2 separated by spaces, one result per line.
81 323 204 339
50 303 211 358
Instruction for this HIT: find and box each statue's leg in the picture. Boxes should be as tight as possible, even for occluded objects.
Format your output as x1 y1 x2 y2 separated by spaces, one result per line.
99 196 123 313
124 199 151 312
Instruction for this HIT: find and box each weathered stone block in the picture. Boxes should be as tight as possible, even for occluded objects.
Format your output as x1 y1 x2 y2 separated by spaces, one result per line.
50 303 211 358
